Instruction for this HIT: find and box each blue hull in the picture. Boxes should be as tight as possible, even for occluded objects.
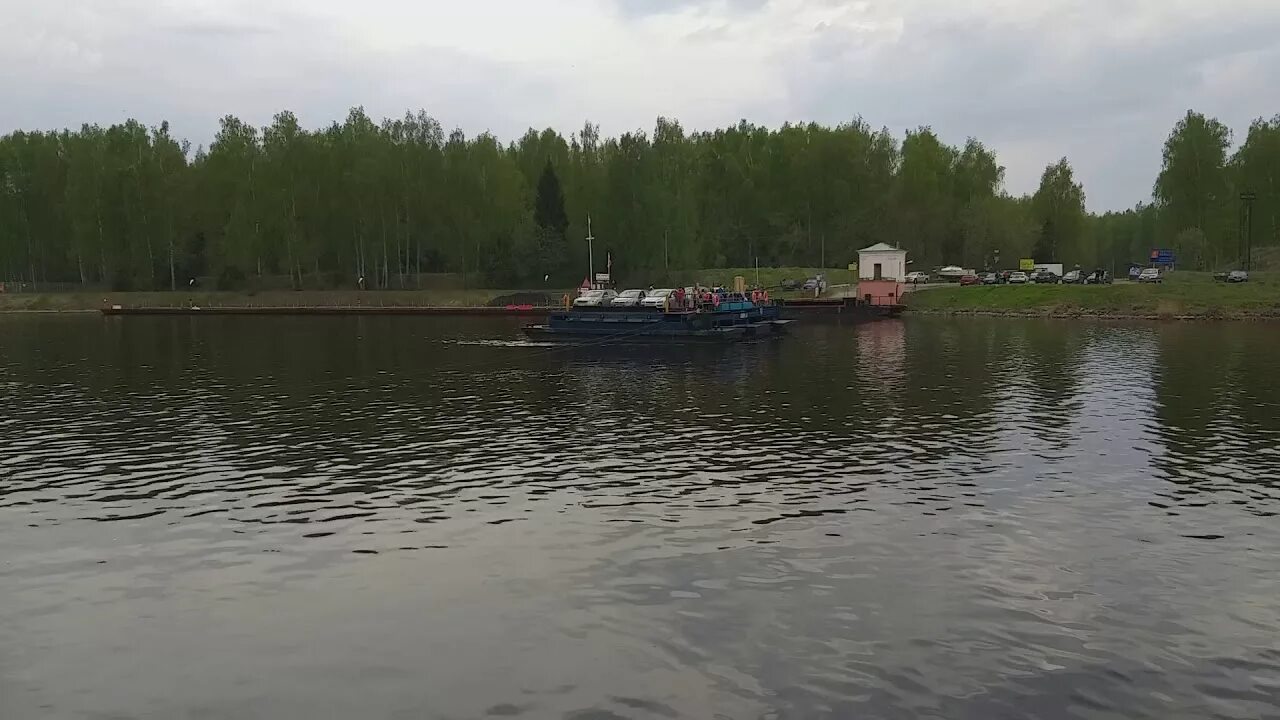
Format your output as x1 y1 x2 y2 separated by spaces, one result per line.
524 304 790 343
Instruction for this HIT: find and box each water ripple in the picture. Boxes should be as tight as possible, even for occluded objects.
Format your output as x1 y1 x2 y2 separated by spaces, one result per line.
1 315 1278 719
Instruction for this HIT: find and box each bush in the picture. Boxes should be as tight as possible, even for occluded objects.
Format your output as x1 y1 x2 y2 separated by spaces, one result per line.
216 265 246 290
109 271 134 292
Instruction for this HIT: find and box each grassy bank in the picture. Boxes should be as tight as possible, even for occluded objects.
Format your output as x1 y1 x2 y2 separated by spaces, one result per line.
905 272 1280 319
689 266 856 289
0 267 857 312
0 289 519 312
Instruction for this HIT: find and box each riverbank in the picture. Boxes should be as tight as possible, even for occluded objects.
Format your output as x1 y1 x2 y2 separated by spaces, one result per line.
8 270 1277 321
0 289 519 313
904 273 1280 320
0 267 851 313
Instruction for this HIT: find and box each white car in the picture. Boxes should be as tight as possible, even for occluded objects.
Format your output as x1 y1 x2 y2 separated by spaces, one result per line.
573 289 618 307
640 289 674 308
906 272 930 284
610 289 646 307
1137 268 1163 284
1008 271 1029 284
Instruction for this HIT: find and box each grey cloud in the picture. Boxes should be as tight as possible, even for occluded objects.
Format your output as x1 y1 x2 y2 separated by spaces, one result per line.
165 21 279 38
4 0 1278 211
613 0 768 19
785 9 1280 209
0 7 558 148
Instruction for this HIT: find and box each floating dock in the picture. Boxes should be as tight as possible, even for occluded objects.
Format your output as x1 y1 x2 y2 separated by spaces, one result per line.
99 305 553 317
97 298 903 319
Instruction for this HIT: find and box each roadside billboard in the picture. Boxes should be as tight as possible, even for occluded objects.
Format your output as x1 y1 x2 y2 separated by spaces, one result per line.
1150 249 1176 266
1019 258 1036 271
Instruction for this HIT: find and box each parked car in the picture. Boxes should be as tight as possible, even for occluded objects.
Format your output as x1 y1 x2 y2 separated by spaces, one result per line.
1227 270 1250 283
906 271 931 284
980 272 1000 285
574 289 618 307
610 289 647 307
1062 270 1085 284
780 278 800 291
1008 271 1029 284
959 274 981 286
640 289 674 307
1128 266 1143 281
1031 270 1060 284
1085 270 1113 285
999 270 1016 283
1137 268 1163 284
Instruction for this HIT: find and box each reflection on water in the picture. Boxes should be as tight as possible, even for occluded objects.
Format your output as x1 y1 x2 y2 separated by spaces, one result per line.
1 315 1279 719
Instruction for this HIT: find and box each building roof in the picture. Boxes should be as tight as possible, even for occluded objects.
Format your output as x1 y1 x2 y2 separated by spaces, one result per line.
859 242 905 254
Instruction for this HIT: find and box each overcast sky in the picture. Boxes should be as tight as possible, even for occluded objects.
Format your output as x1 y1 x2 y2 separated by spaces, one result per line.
3 0 1277 211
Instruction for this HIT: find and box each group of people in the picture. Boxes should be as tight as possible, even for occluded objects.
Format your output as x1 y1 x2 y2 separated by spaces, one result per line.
662 285 770 312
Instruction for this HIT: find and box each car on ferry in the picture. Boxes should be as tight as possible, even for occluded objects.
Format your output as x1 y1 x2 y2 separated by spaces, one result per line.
573 289 618 307
610 289 646 307
640 289 674 308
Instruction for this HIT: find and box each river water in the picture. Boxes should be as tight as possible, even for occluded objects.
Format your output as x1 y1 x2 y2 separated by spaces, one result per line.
1 315 1278 719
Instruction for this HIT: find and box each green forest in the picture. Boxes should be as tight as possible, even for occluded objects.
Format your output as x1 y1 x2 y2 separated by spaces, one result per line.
0 108 1276 290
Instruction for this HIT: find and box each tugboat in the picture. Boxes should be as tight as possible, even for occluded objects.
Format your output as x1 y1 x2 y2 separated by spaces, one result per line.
524 288 792 344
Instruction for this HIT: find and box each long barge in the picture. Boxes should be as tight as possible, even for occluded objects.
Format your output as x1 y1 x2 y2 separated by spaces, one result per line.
98 305 552 316
95 298 903 320
523 294 793 343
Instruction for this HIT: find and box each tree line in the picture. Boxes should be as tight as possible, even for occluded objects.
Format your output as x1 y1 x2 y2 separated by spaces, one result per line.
0 108 1276 290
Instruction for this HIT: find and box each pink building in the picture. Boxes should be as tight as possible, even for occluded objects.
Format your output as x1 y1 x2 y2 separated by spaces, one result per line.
855 243 908 307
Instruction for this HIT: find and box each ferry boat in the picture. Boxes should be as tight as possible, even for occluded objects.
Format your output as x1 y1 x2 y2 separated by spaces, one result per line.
523 291 792 343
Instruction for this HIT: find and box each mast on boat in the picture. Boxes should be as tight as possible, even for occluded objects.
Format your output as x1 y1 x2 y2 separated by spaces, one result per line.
586 215 595 289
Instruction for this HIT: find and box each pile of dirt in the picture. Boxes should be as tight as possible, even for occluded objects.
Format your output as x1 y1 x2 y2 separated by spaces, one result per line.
487 292 556 307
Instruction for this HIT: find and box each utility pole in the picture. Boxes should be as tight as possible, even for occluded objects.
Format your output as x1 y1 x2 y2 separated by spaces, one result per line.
1241 192 1256 271
586 214 595 288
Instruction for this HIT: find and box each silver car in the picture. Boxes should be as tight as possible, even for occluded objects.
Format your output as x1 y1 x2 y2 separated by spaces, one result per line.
610 289 646 307
573 289 618 307
640 289 674 308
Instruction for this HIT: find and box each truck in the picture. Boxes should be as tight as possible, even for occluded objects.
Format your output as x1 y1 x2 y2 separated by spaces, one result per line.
1033 263 1064 277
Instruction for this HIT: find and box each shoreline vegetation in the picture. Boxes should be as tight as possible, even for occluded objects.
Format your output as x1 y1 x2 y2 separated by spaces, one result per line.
4 270 1279 321
903 272 1280 320
1 109 1276 301
0 267 852 313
